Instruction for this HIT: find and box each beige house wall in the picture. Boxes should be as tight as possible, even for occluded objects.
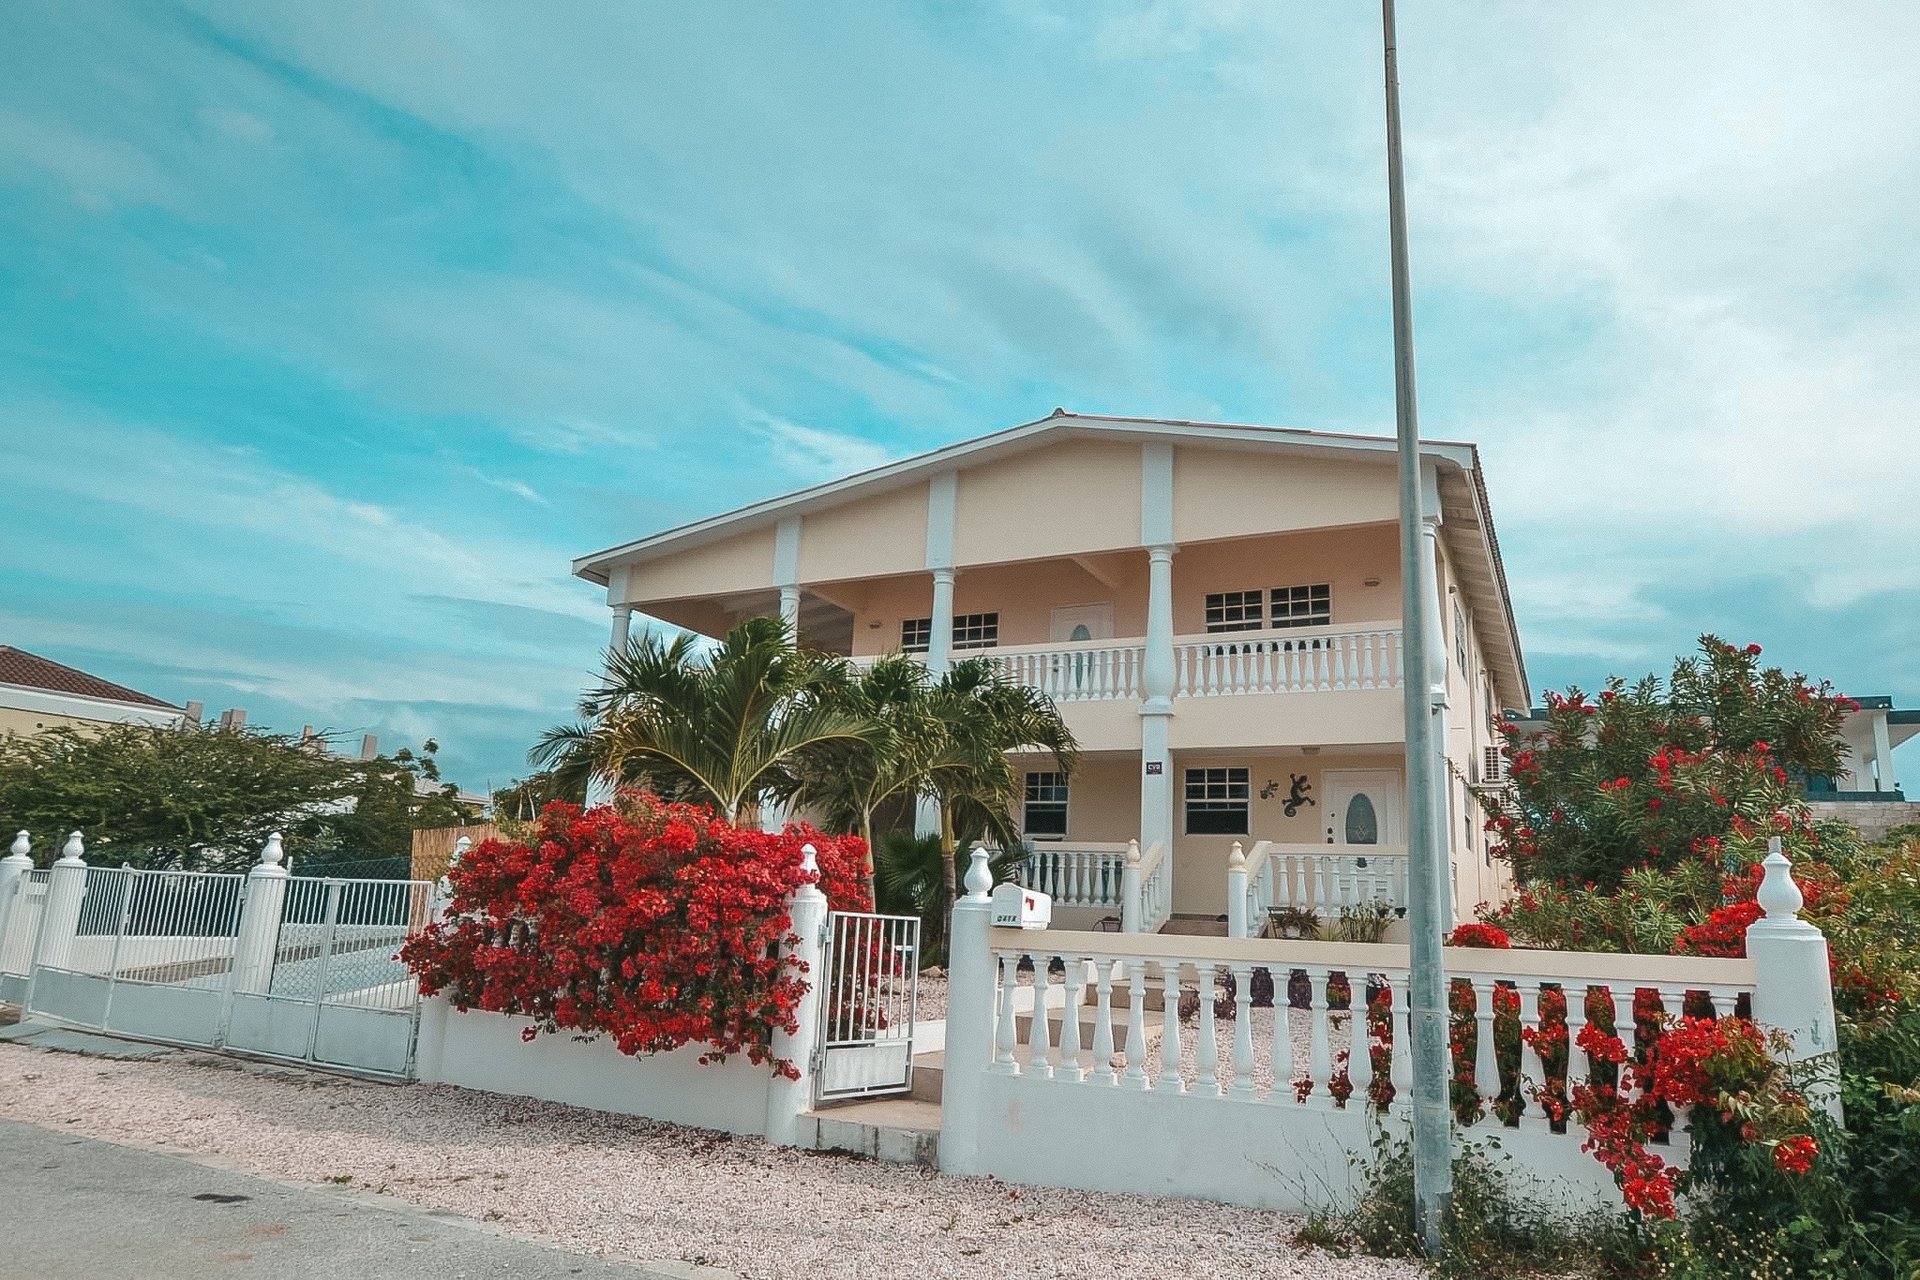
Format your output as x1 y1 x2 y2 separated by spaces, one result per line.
0 707 118 737
953 439 1142 566
1171 449 1397 544
797 481 928 584
624 526 777 603
1170 524 1401 635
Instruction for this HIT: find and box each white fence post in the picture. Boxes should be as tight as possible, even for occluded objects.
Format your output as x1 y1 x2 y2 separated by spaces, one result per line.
764 843 829 1146
231 833 290 996
35 832 88 972
0 832 30 960
1120 839 1142 934
1745 836 1841 1117
939 845 997 1174
1226 842 1248 939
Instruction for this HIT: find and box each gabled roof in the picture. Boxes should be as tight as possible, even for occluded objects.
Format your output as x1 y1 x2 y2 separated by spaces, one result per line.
573 409 1528 705
0 646 179 710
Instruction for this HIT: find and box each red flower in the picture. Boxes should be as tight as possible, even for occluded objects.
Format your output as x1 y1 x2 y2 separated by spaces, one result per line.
1772 1135 1817 1175
1447 923 1512 949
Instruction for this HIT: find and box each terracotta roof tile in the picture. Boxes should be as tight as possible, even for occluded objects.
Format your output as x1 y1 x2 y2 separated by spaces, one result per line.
0 646 178 710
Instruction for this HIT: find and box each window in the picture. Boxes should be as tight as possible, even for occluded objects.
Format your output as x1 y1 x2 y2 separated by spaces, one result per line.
1453 601 1469 674
900 617 932 653
1023 771 1069 837
951 612 999 650
1184 767 1251 835
1204 590 1266 633
1270 583 1332 629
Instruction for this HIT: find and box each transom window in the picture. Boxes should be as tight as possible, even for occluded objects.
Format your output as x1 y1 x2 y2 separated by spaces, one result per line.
951 612 1000 650
1270 583 1332 629
1184 767 1251 836
900 617 932 653
1204 590 1266 633
1022 771 1069 837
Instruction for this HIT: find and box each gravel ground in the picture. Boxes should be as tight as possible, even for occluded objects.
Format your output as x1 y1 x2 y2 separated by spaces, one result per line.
0 1041 1420 1280
914 970 948 1022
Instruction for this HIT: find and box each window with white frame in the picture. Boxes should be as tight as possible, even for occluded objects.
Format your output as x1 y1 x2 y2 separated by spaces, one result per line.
1270 583 1332 629
1204 590 1266 633
1454 600 1469 674
900 617 932 653
951 612 1000 650
1184 767 1251 835
1022 771 1069 837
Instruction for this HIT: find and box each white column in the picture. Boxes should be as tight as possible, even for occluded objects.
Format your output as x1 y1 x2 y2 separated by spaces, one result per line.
938 847 998 1174
915 566 959 838
609 604 634 653
1226 842 1248 939
1747 837 1841 1117
0 831 31 963
1871 710 1896 794
765 843 830 1146
1139 544 1176 886
778 586 802 641
232 833 291 996
36 832 88 972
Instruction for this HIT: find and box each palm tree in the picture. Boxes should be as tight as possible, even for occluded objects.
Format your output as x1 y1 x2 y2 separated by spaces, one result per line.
529 616 877 825
920 657 1078 915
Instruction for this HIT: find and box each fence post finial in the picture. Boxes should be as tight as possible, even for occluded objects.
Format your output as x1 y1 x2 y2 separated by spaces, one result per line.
9 831 28 860
800 841 820 880
1756 835 1803 922
1228 841 1245 871
963 844 992 900
1126 838 1141 868
1226 842 1249 940
57 831 86 865
451 835 472 865
259 832 285 867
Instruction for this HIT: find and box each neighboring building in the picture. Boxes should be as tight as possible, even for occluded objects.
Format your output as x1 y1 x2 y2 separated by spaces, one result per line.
572 410 1529 930
1806 696 1918 839
0 645 185 737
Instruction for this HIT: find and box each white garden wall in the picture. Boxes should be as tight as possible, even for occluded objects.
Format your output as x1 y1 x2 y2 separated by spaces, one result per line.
414 997 774 1137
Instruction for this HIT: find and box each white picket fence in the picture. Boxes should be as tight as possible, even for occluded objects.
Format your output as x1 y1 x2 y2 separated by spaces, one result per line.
0 830 440 1078
941 841 1840 1213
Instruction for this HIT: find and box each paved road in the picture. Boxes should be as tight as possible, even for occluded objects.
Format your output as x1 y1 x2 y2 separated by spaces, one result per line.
0 1117 723 1280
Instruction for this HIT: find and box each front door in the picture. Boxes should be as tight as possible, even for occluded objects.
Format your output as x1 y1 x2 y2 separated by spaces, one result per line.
1321 770 1404 846
1049 603 1114 643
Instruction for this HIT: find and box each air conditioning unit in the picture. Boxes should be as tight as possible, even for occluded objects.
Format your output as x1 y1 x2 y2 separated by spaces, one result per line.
1481 745 1507 786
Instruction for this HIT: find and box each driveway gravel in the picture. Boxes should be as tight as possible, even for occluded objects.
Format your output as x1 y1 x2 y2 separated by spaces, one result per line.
0 1039 1420 1280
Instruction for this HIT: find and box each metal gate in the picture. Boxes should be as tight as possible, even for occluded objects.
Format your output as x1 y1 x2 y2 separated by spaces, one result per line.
814 910 920 1102
15 863 433 1080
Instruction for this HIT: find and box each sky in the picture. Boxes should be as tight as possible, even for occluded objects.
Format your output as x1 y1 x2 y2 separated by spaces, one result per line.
1 2 1915 795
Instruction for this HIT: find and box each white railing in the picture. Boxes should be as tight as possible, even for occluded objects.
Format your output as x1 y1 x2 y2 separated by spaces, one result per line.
985 642 1145 703
1131 840 1171 934
1174 625 1402 698
1230 841 1276 937
982 928 1756 1124
1019 842 1130 910
1259 844 1410 919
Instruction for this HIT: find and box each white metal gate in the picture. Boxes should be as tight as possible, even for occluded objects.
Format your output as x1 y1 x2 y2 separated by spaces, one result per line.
14 864 433 1079
814 910 920 1102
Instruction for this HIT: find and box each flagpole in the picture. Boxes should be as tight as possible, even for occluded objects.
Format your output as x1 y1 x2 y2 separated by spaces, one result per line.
1381 0 1453 1254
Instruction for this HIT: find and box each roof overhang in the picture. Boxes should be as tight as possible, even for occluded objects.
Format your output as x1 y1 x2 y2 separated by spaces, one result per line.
0 682 187 728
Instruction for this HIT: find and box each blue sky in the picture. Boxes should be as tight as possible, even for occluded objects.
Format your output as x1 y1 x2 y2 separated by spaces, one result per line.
1 2 1915 794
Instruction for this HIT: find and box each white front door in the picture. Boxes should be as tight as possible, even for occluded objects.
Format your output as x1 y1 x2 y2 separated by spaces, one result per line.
1049 603 1113 643
1321 769 1404 846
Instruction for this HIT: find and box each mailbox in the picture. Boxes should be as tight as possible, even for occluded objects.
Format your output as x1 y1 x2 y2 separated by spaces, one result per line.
991 883 1052 929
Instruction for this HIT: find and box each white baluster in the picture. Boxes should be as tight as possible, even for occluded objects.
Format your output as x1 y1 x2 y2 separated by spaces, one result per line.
1123 961 1149 1089
1092 960 1118 1085
1306 965 1332 1107
1389 981 1413 1106
1347 976 1374 1111
1156 960 1185 1094
1230 963 1256 1099
1059 959 1086 1082
1473 979 1501 1120
994 953 1020 1074
1708 988 1737 1023
1196 966 1221 1096
1610 987 1638 1104
1027 955 1054 1080
1517 983 1546 1121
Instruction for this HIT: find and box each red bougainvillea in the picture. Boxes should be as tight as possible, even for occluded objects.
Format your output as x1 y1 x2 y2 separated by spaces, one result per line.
401 791 870 1079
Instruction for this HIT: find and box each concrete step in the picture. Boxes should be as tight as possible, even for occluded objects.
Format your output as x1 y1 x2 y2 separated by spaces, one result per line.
909 1051 944 1103
800 1097 941 1166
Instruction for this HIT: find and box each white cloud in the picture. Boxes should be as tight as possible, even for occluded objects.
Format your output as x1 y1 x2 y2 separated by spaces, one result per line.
743 412 894 479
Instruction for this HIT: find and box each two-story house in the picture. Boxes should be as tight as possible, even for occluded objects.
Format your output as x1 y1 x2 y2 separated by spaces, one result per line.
571 411 1530 932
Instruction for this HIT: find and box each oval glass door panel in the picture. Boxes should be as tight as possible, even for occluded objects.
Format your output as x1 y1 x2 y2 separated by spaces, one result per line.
1070 624 1092 687
1343 793 1380 844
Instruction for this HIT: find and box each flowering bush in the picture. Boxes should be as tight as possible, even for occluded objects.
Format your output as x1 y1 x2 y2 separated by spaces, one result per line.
1447 922 1512 949
401 791 870 1079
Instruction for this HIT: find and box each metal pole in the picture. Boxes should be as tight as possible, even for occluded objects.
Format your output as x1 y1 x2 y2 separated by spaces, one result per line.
1381 0 1452 1254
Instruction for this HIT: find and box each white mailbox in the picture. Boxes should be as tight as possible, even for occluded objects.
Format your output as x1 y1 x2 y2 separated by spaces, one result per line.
991 883 1052 929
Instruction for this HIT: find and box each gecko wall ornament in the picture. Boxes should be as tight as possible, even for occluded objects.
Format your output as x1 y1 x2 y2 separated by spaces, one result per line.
1283 774 1315 818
